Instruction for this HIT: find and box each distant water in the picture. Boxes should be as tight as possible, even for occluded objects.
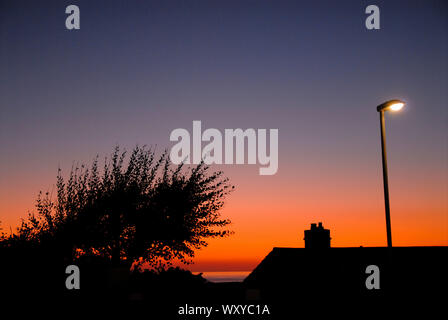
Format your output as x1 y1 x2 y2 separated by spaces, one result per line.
199 271 251 283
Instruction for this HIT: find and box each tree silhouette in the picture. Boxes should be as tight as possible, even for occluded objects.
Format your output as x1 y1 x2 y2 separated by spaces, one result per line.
9 146 234 269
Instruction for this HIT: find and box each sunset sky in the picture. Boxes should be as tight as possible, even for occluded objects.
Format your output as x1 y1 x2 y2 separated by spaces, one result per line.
1 0 447 272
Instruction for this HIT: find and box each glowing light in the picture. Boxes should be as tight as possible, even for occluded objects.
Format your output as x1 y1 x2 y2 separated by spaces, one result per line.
377 99 406 112
390 103 404 111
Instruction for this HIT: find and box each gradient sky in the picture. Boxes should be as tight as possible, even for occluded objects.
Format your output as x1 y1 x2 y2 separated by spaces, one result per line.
1 0 447 272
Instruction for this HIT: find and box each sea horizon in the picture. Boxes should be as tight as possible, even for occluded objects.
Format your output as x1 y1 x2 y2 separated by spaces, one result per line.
198 271 251 283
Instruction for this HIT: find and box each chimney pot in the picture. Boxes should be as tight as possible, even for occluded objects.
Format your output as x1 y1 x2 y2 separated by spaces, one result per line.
304 222 331 249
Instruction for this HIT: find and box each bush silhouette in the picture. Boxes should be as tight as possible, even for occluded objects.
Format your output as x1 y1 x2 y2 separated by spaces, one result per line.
4 146 234 270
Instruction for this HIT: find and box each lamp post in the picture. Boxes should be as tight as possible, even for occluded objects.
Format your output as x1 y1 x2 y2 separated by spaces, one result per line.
377 100 405 248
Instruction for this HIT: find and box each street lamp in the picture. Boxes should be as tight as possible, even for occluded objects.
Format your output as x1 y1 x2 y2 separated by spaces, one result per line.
377 99 405 248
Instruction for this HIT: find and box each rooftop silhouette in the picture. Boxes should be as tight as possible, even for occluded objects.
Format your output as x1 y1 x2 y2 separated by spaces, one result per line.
244 223 448 308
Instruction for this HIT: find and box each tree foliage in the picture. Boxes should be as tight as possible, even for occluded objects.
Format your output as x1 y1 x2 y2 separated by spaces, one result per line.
5 146 234 269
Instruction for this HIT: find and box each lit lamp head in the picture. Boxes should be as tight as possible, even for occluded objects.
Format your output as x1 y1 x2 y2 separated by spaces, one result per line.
377 99 405 112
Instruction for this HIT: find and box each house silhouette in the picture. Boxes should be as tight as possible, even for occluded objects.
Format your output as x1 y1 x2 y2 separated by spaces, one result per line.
244 223 448 307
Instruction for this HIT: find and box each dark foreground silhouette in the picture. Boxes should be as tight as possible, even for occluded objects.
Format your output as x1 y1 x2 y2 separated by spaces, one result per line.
1 229 446 318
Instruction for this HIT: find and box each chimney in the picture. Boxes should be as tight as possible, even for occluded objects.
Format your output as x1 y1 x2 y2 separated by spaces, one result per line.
304 222 331 249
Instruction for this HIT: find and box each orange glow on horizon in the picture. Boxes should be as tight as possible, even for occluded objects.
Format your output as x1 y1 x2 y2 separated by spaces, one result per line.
1 160 447 273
